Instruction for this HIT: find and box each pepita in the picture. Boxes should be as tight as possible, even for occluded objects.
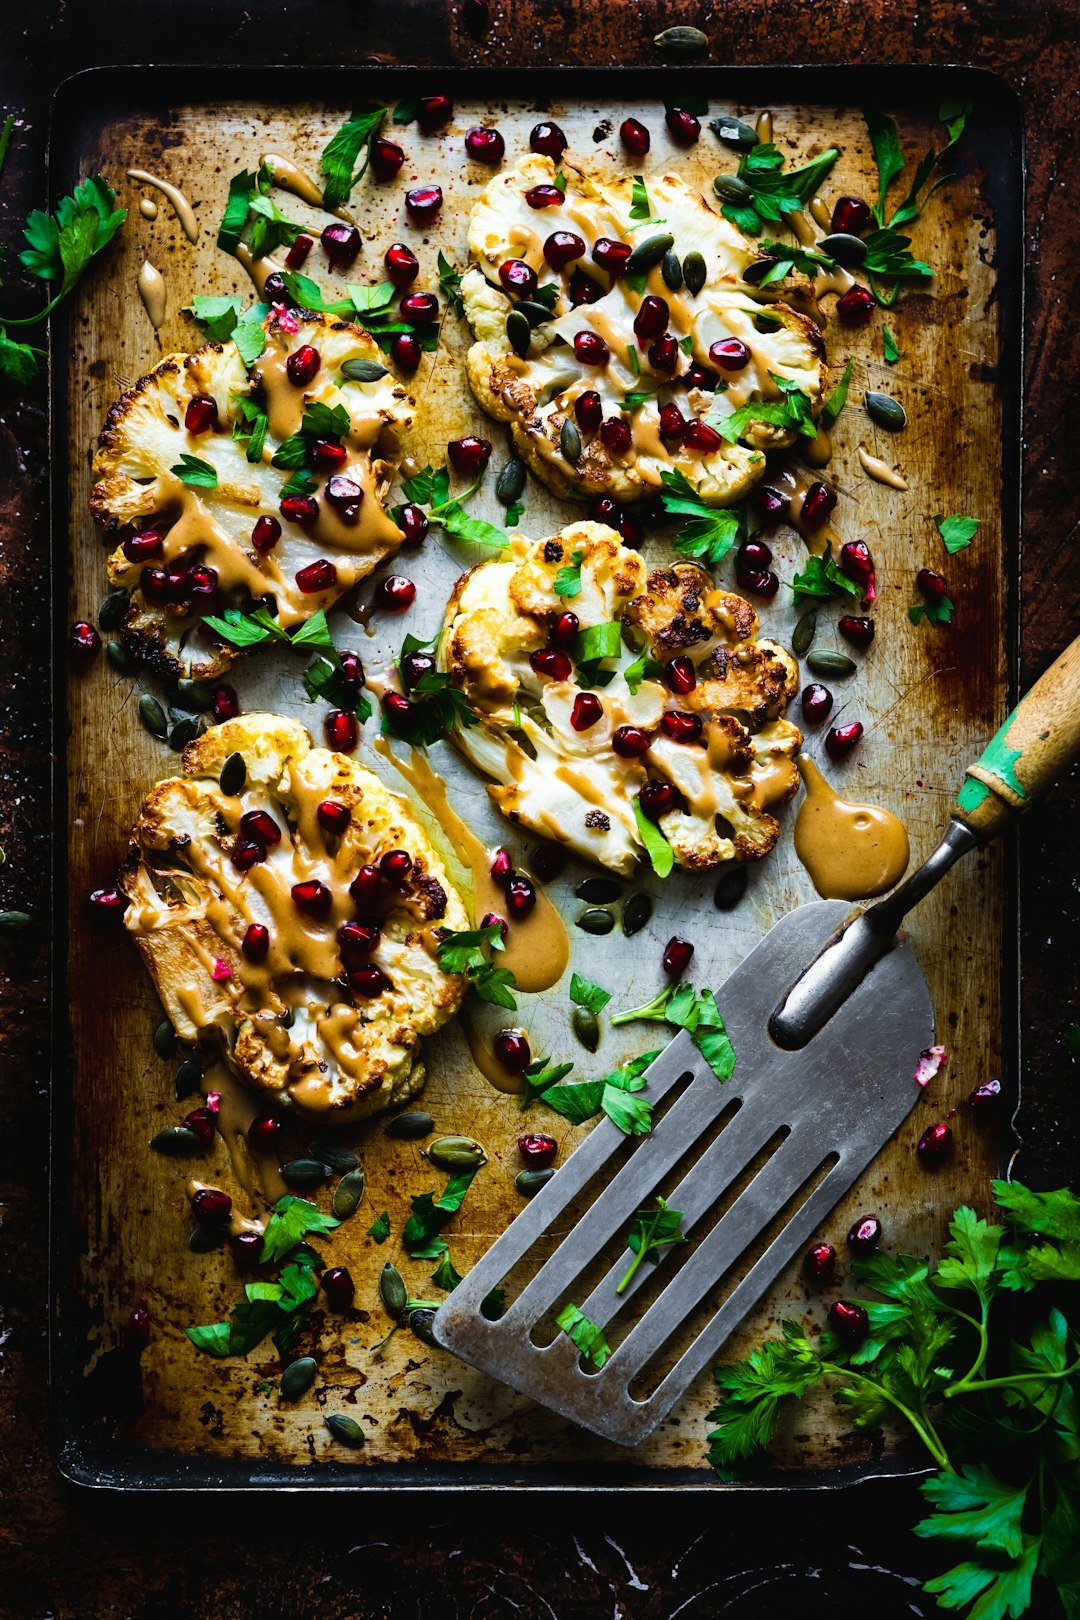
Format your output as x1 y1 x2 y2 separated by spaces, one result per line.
571 1006 600 1053
153 1018 177 1059
654 23 709 55
219 752 247 796
622 892 653 936
379 1261 409 1320
495 457 527 506
106 639 133 674
625 233 675 277
792 610 818 657
516 1167 555 1197
408 1307 439 1347
714 866 749 911
341 358 389 382
332 1168 366 1219
325 1413 366 1447
309 1141 359 1174
516 299 554 327
150 1125 201 1156
864 391 907 432
682 250 707 296
280 1355 317 1401
98 589 130 630
387 1110 434 1140
0 910 32 933
188 1225 225 1253
175 677 215 712
169 716 199 751
661 250 683 292
743 256 780 286
560 418 582 463
174 1057 203 1100
575 876 622 904
427 1135 487 1170
138 694 168 740
280 1157 328 1190
817 232 868 267
713 174 754 205
576 907 615 936
709 117 759 151
506 308 531 359
806 650 858 679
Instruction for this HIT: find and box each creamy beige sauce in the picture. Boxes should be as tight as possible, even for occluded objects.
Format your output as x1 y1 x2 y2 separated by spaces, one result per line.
857 446 908 490
794 758 910 900
260 152 355 223
770 462 841 557
186 1177 265 1238
756 110 773 143
235 242 287 296
127 168 199 242
136 260 166 328
139 197 158 220
801 427 833 468
201 1060 288 1206
808 196 832 232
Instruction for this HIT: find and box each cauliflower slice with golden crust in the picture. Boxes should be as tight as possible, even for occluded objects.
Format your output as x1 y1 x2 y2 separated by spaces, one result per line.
463 156 827 506
90 310 414 681
439 525 801 876
120 714 467 1123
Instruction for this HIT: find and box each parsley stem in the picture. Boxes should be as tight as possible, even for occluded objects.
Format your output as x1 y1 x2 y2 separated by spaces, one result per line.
0 114 14 182
822 1362 953 1472
945 1356 1080 1401
4 292 65 329
616 1247 647 1296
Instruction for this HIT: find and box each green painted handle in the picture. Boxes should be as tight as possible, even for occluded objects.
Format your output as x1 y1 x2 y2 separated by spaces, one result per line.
956 633 1080 840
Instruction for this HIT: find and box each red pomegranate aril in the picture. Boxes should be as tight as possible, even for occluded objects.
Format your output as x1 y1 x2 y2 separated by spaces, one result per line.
840 540 877 602
574 330 609 367
665 106 700 146
661 660 695 699
295 559 337 595
591 237 632 277
240 809 281 848
371 138 405 179
192 1186 231 1224
530 648 572 681
507 873 537 917
71 621 101 662
518 1133 557 1168
825 721 864 762
740 569 780 599
398 503 429 547
569 269 602 307
659 404 687 443
184 1108 217 1147
185 394 219 434
373 574 416 613
247 1113 280 1148
710 337 751 372
544 230 586 271
251 515 281 553
187 565 218 601
829 1300 869 1340
550 610 580 647
212 685 240 722
325 709 360 752
917 568 949 603
400 291 440 327
800 481 837 530
286 345 320 386
634 295 669 341
284 232 313 270
686 361 718 393
128 1298 151 1347
662 936 694 978
600 416 633 456
338 920 380 961
571 692 604 732
838 615 875 650
232 837 265 871
380 848 413 886
970 1077 1002 1109
322 1266 355 1310
165 562 190 596
836 284 877 327
499 257 538 297
448 435 492 476
140 565 170 603
575 390 603 433
592 496 622 526
490 847 513 888
918 1121 953 1162
311 439 348 473
384 243 420 288
804 1242 836 1281
613 724 651 759
262 271 293 306
337 649 364 693
405 185 443 223
751 485 790 522
291 879 332 917
401 650 437 688
531 842 566 882
618 512 644 548
381 691 418 734
481 911 508 944
242 923 270 962
350 964 390 997
530 121 567 159
416 94 453 131
281 494 319 526
660 710 702 743
620 117 650 156
89 886 129 919
391 332 422 372
494 1029 531 1073
321 222 362 268
525 183 563 209
350 865 382 906
648 333 679 374
317 800 352 840
738 539 773 571
326 475 364 515
683 419 723 453
831 195 872 236
847 1213 882 1254
465 124 505 164
639 780 679 821
123 528 164 563
801 683 834 725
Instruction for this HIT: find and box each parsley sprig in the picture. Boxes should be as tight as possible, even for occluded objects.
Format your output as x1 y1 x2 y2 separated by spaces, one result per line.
715 142 839 237
382 632 477 746
617 1197 687 1294
557 1303 611 1368
611 984 736 1083
320 103 414 210
435 922 518 1010
659 468 745 567
710 374 817 443
790 549 859 605
402 1166 480 1260
204 604 339 653
530 1050 662 1137
862 101 972 302
392 464 509 551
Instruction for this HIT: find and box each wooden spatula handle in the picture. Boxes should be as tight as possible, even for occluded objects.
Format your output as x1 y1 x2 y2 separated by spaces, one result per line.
956 632 1080 840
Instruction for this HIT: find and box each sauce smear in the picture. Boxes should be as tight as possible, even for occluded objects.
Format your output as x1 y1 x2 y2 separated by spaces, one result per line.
794 758 909 900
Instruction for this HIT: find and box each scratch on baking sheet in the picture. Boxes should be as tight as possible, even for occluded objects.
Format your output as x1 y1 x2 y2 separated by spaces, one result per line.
671 1533 705 1581
573 1536 601 1576
603 1537 648 1591
670 1583 722 1618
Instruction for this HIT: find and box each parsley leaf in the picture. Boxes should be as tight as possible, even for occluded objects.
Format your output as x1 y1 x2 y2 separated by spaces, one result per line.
0 332 42 387
715 145 839 236
659 468 745 566
556 1303 611 1368
629 175 653 223
883 325 901 364
261 1196 340 1265
861 102 971 298
935 513 980 554
431 1252 464 1291
707 1322 824 1467
611 984 736 1082
623 651 664 695
394 463 508 551
756 239 836 285
569 973 612 1015
554 548 584 598
171 453 218 489
711 374 817 443
633 797 675 878
368 1210 391 1243
185 294 243 340
617 1196 687 1294
573 620 622 666
536 1051 660 1136
383 637 477 746
990 1182 1080 1242
321 106 389 211
402 1167 479 1257
302 651 373 725
909 595 954 627
435 923 518 1009
791 551 859 604
231 395 269 463
820 358 854 428
205 605 337 652
437 250 464 317
18 174 125 305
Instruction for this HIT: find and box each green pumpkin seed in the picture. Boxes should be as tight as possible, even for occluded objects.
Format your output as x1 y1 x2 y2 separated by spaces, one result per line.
864 391 907 432
516 1168 554 1197
506 309 531 359
408 1307 439 1347
219 752 246 796
341 357 389 382
332 1168 366 1219
280 1356 318 1401
280 1158 328 1190
661 250 683 292
817 232 868 267
682 250 707 297
713 174 754 205
427 1135 487 1170
744 256 780 286
98 589 130 630
387 1110 434 1140
106 639 133 674
379 1261 408 1320
625 233 675 277
174 1057 203 1100
806 650 857 679
654 23 708 55
710 117 759 151
560 418 582 463
577 907 614 936
325 1413 366 1447
150 1125 201 1156
138 694 168 740
153 1018 177 1059
309 1141 359 1174
714 866 749 911
622 892 653 936
189 1225 225 1252
516 299 554 327
571 1006 600 1053
575 876 621 904
495 457 527 506
792 610 818 657
0 910 32 933
169 717 199 751
174 677 215 712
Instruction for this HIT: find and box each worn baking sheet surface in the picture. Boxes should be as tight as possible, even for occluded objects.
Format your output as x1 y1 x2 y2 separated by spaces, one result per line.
54 69 1018 1488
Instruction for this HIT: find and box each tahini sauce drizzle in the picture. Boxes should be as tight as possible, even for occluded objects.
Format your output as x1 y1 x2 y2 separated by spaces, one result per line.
794 758 910 900
126 169 199 242
136 260 167 329
857 446 909 490
139 197 158 220
201 1060 288 1207
260 152 356 223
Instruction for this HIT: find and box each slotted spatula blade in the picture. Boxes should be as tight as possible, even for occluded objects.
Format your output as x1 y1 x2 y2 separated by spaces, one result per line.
432 899 932 1448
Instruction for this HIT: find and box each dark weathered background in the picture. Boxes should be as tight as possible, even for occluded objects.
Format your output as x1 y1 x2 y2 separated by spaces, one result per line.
1 2 1077 1615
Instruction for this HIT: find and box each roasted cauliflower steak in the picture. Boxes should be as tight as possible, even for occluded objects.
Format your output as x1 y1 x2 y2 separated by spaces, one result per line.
438 523 802 876
463 156 827 506
91 309 414 680
120 714 468 1122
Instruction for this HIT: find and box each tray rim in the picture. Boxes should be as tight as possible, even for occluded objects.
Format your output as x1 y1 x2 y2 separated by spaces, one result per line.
47 60 1025 1493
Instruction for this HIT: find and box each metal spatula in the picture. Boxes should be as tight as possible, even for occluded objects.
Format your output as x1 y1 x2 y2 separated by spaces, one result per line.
433 635 1080 1447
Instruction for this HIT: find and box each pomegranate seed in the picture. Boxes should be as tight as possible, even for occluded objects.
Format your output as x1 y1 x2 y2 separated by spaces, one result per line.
742 569 780 599
350 964 390 997
970 1077 1002 1109
686 361 718 392
918 1121 953 1162
232 837 264 871
549 611 580 647
683 419 723 453
281 494 319 526
381 691 418 734
240 809 281 848
88 886 128 919
634 296 669 341
192 1186 231 1224
322 1266 356 1311
620 117 650 156
836 285 877 327
801 683 834 725
592 237 632 277
544 231 586 271
325 709 360 752
251 515 281 553
659 404 687 442
831 195 872 236
185 394 219 434
592 496 622 526
321 222 362 268
574 330 610 366
401 650 437 688
123 529 164 563
804 1242 836 1280
530 121 566 158
507 873 537 917
71 621 101 662
847 1214 882 1254
639 780 679 821
371 138 405 179
448 436 492 476
337 650 364 693
295 559 337 593
829 1300 869 1340
710 338 750 372
825 721 864 762
398 503 429 546
291 879 332 917
494 1029 531 1073
242 923 270 962
518 1133 557 1167
600 416 633 456
337 921 380 962
660 710 702 743
665 107 700 146
405 185 443 223
187 565 218 601
350 866 382 905
417 94 453 131
499 258 538 297
286 345 320 386
311 439 348 473
648 333 679 374
381 849 413 885
373 574 416 613
391 332 422 372
184 1108 217 1147
840 540 877 602
285 233 313 269
800 482 837 530
525 184 563 209
571 692 603 731
384 243 420 287
531 842 566 881
618 512 644 548
481 911 509 943
738 540 773 572
490 848 513 887
465 125 504 164
325 476 363 521
530 648 572 681
212 685 240 722
752 485 790 522
917 568 949 603
575 391 603 433
613 724 651 759
400 291 440 327
127 1299 151 1347
838 615 875 650
662 936 694 978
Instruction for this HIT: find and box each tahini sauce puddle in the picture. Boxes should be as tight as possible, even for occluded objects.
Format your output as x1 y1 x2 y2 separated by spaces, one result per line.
794 758 910 900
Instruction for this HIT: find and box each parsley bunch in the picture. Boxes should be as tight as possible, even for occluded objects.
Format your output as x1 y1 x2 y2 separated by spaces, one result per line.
392 464 509 550
659 468 745 568
862 101 972 303
707 1178 1080 1620
435 922 518 1010
790 549 860 605
611 984 737 1083
714 142 840 237
218 168 304 260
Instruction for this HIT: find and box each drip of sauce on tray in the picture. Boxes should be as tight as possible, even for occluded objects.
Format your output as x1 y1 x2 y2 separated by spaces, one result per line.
808 195 832 232
794 758 910 900
187 1177 265 1237
858 446 908 490
136 260 167 329
202 1060 288 1206
460 1007 526 1095
800 426 832 468
769 462 842 556
235 242 288 296
126 168 199 242
260 152 356 223
139 197 158 220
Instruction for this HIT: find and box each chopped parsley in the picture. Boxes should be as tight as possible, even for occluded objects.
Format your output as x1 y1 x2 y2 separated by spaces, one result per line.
260 1195 340 1265
711 374 817 443
383 646 477 747
205 604 338 652
659 468 744 566
790 551 859 605
230 395 269 463
393 464 509 551
935 513 980 554
553 548 585 598
185 293 243 340
402 1166 479 1259
534 1050 661 1137
755 239 837 285
623 650 665 695
435 922 518 1010
573 620 622 667
271 400 351 472
612 984 736 1082
187 1259 319 1359
819 358 854 429
569 972 612 1015
431 1252 464 1292
633 798 675 878
882 325 901 365
170 453 218 489
714 142 839 237
320 106 390 210
617 1197 687 1294
556 1303 611 1368
302 646 373 725
437 250 464 317
909 595 954 627
218 167 303 260
367 1210 391 1243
